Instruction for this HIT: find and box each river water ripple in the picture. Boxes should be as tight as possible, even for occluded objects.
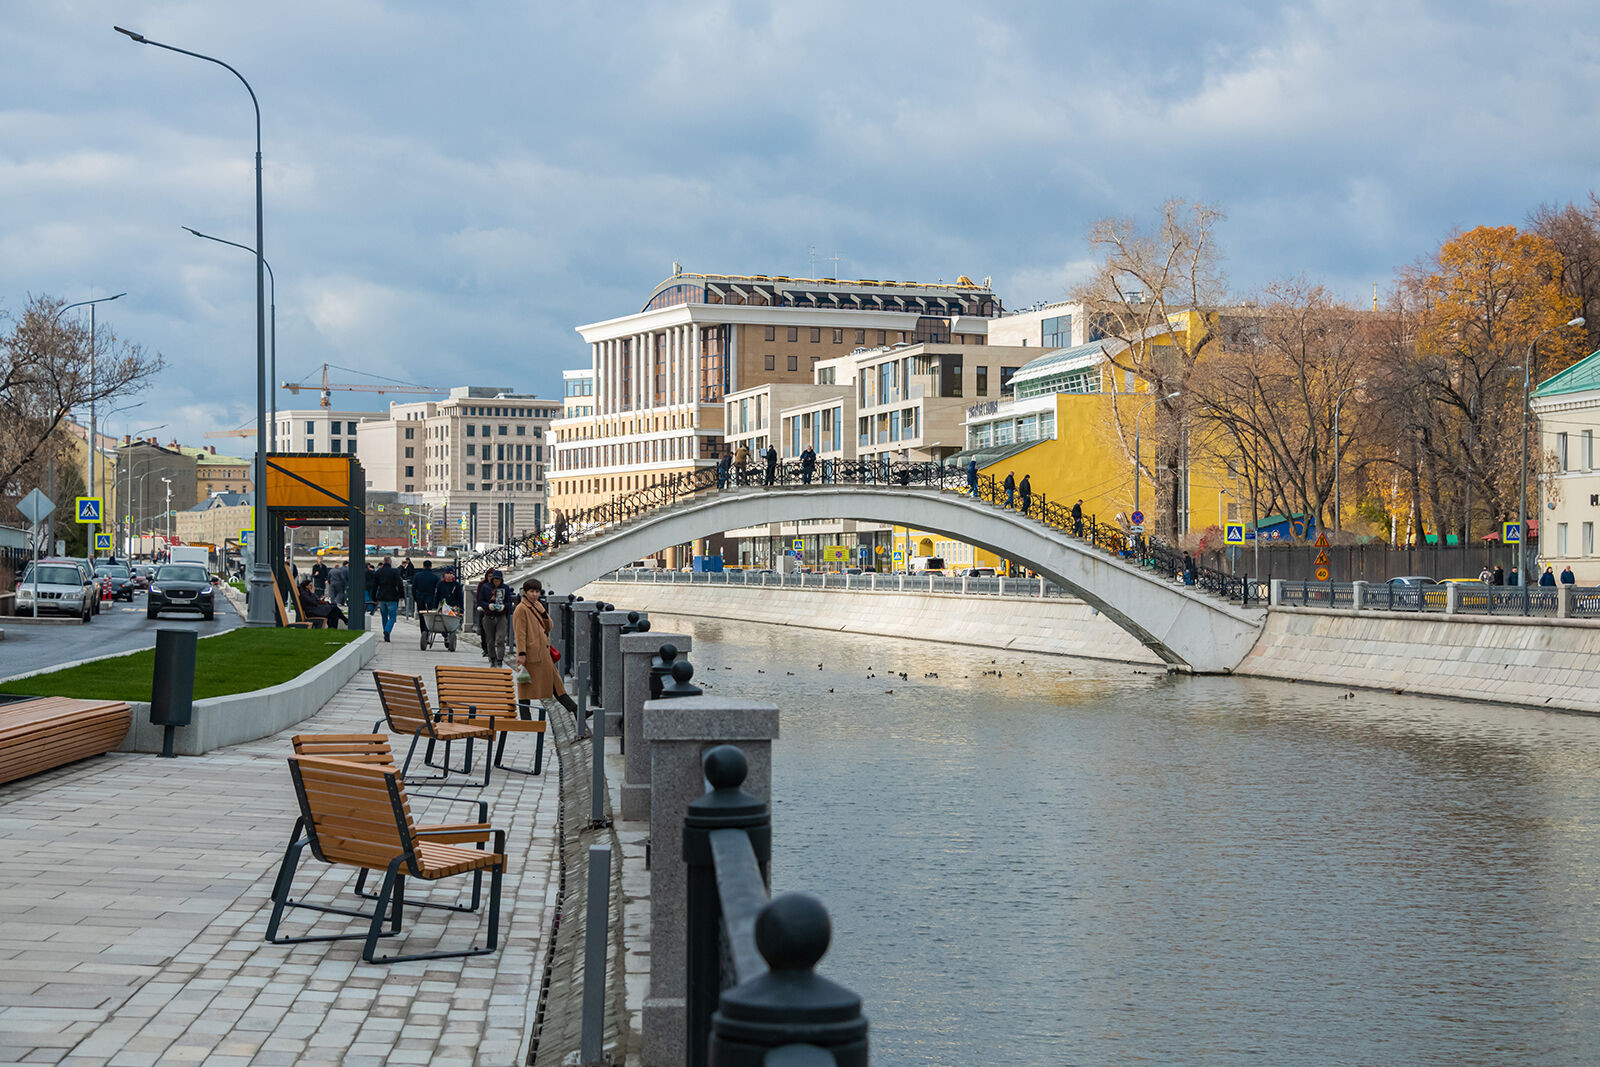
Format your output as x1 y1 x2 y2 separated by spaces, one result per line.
646 613 1600 1066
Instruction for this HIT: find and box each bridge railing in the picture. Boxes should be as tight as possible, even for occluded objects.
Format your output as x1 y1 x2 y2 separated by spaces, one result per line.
462 458 1259 607
1277 580 1597 619
603 567 1083 599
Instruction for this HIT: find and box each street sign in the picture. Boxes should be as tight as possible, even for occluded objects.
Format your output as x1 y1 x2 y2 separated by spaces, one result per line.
791 538 803 551
1130 524 1144 534
1314 530 1329 548
17 488 53 524
1224 523 1245 545
893 550 904 562
94 533 112 551
822 546 849 562
1130 510 1144 526
1503 521 1522 545
874 545 883 554
75 496 102 523
1315 566 1330 581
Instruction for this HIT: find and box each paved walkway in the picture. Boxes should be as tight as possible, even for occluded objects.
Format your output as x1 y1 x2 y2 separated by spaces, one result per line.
0 634 560 1066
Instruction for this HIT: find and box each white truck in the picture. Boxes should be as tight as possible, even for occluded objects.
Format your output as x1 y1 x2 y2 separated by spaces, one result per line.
168 545 213 571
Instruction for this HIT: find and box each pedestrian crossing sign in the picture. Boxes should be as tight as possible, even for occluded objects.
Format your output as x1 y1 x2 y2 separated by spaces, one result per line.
1224 523 1245 545
75 496 102 523
791 538 803 551
94 533 112 551
1503 521 1522 545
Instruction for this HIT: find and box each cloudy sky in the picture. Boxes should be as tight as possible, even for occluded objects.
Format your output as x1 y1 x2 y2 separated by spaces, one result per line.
3 1 1596 442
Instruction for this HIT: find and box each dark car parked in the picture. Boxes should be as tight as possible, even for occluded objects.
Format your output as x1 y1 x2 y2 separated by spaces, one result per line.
148 563 216 620
95 563 136 601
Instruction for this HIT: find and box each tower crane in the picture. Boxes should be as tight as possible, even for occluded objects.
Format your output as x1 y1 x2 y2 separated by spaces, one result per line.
281 363 446 407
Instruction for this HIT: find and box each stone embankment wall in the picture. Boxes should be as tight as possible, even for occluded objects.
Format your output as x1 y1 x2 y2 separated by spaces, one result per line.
580 580 1162 665
1238 607 1600 715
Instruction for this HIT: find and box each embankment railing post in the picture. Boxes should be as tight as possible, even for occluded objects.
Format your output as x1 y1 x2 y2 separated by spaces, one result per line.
619 632 692 823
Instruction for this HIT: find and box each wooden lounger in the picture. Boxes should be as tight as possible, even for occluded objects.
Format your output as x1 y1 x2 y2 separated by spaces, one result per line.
0 697 133 785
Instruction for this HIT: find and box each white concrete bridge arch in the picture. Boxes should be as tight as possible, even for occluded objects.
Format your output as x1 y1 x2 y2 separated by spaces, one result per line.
506 485 1265 673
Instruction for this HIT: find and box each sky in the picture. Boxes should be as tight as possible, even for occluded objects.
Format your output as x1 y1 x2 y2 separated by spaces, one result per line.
3 0 1597 443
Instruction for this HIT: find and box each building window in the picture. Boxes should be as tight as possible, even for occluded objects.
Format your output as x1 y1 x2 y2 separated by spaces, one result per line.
306 420 315 434
1042 315 1072 348
467 443 475 456
1586 429 1594 470
764 326 775 341
404 447 413 458
331 440 342 454
1559 432 1570 470
810 328 821 343
305 439 314 451
330 420 342 435
787 327 798 342
405 427 414 439
855 329 866 344
405 465 414 477
787 355 798 371
347 439 357 453
467 424 475 437
1586 522 1595 556
498 425 508 436
1558 522 1569 555
877 330 887 345
765 354 775 370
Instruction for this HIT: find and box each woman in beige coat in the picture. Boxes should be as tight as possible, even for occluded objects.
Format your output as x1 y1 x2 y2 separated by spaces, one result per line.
513 578 578 716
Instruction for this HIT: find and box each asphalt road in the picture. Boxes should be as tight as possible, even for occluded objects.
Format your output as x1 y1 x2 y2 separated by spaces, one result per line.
0 587 243 681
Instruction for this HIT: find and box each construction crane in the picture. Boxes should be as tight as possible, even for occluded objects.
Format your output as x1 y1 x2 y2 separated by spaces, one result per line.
281 363 445 408
204 426 255 439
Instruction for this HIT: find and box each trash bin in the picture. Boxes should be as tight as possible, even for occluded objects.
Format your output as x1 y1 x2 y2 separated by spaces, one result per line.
151 628 197 757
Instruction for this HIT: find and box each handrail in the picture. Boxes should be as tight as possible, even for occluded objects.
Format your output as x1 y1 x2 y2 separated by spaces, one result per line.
461 458 1258 607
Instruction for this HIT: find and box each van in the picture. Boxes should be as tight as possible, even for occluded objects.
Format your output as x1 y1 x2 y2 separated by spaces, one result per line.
624 559 662 570
908 556 946 574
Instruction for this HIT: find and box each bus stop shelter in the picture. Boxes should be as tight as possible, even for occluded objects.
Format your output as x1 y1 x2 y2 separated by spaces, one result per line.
262 453 366 630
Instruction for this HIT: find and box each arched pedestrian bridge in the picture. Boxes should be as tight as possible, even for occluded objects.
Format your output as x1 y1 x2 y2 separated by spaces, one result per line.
479 469 1265 673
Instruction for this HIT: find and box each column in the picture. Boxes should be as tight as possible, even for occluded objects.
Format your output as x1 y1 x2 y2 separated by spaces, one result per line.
621 631 691 820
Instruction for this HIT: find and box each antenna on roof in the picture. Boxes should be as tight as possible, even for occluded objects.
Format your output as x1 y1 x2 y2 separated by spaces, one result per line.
808 245 817 278
672 261 683 277
826 250 843 279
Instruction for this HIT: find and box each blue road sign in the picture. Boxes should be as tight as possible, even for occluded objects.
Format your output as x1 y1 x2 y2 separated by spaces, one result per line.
1225 522 1245 545
1130 510 1144 526
94 533 113 551
75 496 102 523
1502 521 1522 545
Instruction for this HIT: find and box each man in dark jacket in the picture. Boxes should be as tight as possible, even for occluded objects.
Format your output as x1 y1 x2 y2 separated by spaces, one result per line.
477 570 512 667
411 559 442 611
1072 499 1084 537
763 445 778 486
311 558 329 597
1561 565 1577 584
437 568 464 612
371 557 404 641
1019 474 1032 515
1003 471 1016 508
800 446 816 485
329 560 348 606
966 459 978 495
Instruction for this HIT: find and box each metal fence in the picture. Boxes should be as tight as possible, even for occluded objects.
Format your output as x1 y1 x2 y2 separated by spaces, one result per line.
1277 580 1599 619
603 567 1071 598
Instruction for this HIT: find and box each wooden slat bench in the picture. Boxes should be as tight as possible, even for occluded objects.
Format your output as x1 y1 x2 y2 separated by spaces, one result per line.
434 665 546 776
0 697 133 785
371 670 494 786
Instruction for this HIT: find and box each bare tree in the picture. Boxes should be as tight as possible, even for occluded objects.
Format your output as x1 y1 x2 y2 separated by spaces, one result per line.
1072 199 1227 537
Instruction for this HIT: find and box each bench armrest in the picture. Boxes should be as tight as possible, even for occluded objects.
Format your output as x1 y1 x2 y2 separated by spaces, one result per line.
410 792 490 822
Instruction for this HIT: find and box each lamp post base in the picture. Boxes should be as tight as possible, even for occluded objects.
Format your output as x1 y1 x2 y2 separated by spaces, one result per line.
245 566 276 627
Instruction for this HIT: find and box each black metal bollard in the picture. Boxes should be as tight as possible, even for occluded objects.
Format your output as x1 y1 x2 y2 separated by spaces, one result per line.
560 595 579 670
649 642 680 701
709 893 869 1065
685 745 772 1066
589 601 611 706
658 658 702 698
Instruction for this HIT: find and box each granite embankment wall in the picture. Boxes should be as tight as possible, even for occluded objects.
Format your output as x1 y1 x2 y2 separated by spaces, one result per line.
1238 607 1600 715
580 580 1163 665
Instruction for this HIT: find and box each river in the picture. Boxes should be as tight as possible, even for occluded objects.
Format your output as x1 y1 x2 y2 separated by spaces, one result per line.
642 612 1600 1066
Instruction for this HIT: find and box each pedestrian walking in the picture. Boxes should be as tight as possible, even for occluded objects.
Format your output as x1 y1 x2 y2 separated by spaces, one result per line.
1072 499 1084 537
311 558 329 598
1509 566 1520 586
513 577 579 720
1561 565 1576 584
474 572 495 655
554 510 570 547
412 559 441 611
478 570 512 667
1493 564 1505 585
1540 566 1557 587
734 443 751 486
1478 565 1493 583
763 445 778 486
1182 552 1197 586
328 560 348 606
398 557 416 616
1003 471 1016 508
717 453 732 489
372 557 403 641
1019 474 1032 515
966 458 978 495
437 567 464 613
800 446 817 485
364 563 377 615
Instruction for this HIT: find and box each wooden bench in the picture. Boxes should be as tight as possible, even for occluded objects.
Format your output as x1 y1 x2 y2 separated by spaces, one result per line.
371 670 495 786
434 665 547 776
272 578 325 629
0 698 133 785
266 755 506 964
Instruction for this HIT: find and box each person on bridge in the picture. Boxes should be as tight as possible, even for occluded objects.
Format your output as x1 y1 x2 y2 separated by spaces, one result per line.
1003 471 1016 508
1509 566 1520 586
1562 565 1577 584
478 570 512 667
371 557 404 642
554 510 570 547
1541 566 1557 587
800 446 817 485
412 559 441 611
311 558 329 598
717 452 732 489
1182 552 1198 586
734 443 751 486
966 459 978 495
1072 499 1084 537
1019 474 1032 515
763 445 778 487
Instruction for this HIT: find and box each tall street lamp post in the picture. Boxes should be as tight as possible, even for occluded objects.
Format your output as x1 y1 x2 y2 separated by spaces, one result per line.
162 477 173 548
116 25 273 625
1519 316 1586 583
183 227 277 441
1132 391 1182 525
55 293 125 561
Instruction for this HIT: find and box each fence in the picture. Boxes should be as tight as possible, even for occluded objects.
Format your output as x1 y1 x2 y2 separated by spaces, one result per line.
1200 542 1530 584
1274 580 1597 619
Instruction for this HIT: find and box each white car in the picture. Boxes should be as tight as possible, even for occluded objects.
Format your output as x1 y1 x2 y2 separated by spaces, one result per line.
15 561 93 622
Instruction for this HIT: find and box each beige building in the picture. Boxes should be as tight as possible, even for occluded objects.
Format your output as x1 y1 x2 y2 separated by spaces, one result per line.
852 342 1033 465
178 446 252 496
355 386 557 549
551 270 1002 517
1533 350 1600 581
174 492 253 550
272 408 375 456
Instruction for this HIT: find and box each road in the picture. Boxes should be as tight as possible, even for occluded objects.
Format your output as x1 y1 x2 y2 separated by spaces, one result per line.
0 587 243 681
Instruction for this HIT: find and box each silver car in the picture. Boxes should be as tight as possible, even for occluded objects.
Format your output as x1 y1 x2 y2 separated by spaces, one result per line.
15 561 93 621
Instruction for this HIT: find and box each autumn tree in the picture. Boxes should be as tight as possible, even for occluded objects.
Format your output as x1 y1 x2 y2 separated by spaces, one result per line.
1528 194 1600 357
1072 199 1226 538
0 294 163 521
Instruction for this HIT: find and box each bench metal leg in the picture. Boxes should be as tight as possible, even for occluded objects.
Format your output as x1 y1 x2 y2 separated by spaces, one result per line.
361 859 502 965
266 823 403 946
492 701 544 776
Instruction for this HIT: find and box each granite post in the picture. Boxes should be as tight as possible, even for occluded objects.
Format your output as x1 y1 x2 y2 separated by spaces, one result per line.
569 600 600 684
619 631 690 822
598 609 639 736
642 695 779 1067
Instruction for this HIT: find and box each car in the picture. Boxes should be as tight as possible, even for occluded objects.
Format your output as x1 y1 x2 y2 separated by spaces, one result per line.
1385 575 1437 586
964 566 998 578
15 560 94 621
56 558 105 614
147 563 217 620
1439 577 1489 587
94 563 136 601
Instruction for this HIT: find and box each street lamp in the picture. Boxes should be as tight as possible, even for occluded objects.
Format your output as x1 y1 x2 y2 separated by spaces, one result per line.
1332 379 1366 537
1132 391 1181 524
183 227 278 442
116 25 273 626
55 293 126 561
161 476 173 549
1519 316 1587 583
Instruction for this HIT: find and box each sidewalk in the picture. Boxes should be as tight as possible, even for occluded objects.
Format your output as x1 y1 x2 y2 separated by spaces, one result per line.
0 629 560 1066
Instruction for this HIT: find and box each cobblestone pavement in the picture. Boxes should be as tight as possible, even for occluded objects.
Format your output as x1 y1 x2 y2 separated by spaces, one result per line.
0 633 560 1066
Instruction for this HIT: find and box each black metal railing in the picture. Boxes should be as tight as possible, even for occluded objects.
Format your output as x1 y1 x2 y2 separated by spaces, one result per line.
685 744 867 1065
460 459 1259 607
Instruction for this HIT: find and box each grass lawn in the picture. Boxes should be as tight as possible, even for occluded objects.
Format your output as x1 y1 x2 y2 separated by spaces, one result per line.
0 628 365 702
